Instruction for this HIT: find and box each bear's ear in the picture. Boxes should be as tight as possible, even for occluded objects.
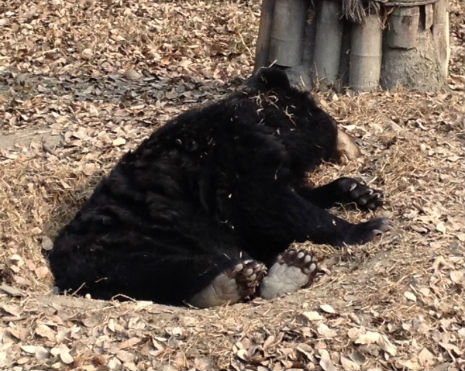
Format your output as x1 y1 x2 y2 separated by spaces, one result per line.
246 67 291 92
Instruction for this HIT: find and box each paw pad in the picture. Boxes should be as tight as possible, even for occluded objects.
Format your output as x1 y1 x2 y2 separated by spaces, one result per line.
189 260 266 308
259 249 318 300
231 260 267 298
344 179 384 210
276 249 317 286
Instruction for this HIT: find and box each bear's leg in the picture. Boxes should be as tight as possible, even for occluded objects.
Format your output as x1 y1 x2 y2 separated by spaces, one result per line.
296 177 384 210
50 235 265 307
259 249 317 299
129 251 266 307
233 184 388 249
188 259 267 308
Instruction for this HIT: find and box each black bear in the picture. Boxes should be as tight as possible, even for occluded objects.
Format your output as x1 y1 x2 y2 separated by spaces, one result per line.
49 67 388 307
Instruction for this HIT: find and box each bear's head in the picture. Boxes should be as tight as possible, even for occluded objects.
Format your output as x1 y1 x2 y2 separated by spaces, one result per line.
246 67 360 165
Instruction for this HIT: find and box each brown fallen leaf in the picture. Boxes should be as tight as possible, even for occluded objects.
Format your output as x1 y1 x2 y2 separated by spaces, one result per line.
398 359 421 370
347 327 363 340
119 337 142 350
262 335 275 350
0 303 22 317
0 283 24 297
34 346 49 361
35 324 56 341
377 334 397 356
404 291 417 302
418 347 435 367
124 70 142 80
113 137 126 146
354 331 397 356
21 345 36 354
317 323 337 338
318 349 335 371
116 350 135 363
60 351 74 365
340 355 360 371
301 311 323 321
450 270 464 285
193 357 210 371
296 343 313 361
354 331 379 345
436 222 446 234
320 304 336 314
35 266 50 280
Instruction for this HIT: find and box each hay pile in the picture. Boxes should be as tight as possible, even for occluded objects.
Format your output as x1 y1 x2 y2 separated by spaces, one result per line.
0 0 463 370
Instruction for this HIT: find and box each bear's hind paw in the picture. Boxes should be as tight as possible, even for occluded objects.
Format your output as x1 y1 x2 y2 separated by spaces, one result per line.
188 260 266 308
259 249 317 300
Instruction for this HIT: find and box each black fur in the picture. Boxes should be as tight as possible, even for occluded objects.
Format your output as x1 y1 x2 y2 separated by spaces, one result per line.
49 67 386 305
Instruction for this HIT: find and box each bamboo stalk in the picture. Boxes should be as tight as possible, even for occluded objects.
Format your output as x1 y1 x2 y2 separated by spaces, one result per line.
268 0 307 67
254 0 276 71
349 14 382 91
313 1 343 85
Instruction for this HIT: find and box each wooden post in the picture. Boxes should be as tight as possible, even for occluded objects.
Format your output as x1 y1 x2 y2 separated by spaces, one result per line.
253 0 449 92
433 0 450 78
268 0 307 67
424 3 434 30
254 0 276 71
386 7 420 49
313 1 343 85
349 14 382 91
381 2 445 91
301 7 317 71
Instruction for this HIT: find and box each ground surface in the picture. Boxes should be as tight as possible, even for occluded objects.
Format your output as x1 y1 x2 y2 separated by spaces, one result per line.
0 1 464 370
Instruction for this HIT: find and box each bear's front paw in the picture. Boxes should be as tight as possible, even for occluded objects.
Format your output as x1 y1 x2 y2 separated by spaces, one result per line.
259 249 317 300
347 217 390 245
338 177 384 210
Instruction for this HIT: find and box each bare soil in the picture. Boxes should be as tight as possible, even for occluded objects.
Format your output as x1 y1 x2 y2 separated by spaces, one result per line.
0 1 464 370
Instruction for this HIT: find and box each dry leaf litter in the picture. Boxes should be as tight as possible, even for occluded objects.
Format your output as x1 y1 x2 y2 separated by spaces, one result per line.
0 0 464 370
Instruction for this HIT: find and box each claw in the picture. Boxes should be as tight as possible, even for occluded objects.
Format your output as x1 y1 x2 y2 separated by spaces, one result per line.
232 264 243 272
